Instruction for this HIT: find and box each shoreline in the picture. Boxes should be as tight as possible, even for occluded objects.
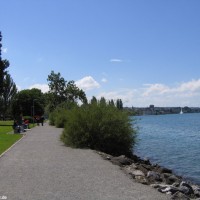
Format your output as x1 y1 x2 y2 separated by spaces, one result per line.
97 151 200 199
134 153 200 186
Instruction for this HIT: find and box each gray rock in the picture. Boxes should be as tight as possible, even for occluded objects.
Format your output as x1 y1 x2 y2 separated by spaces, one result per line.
157 167 172 174
134 175 148 185
192 185 200 192
172 182 180 188
179 186 191 195
123 165 143 179
160 186 179 195
136 164 149 175
150 183 169 189
134 170 145 177
147 171 162 182
167 175 181 185
111 155 133 166
194 191 200 198
171 191 190 200
192 185 200 197
179 182 194 195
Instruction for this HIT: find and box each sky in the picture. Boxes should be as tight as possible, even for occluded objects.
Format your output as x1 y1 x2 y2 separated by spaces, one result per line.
1 0 200 107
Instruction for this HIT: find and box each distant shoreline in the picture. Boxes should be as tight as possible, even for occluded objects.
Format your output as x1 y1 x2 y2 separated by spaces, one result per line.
124 105 200 116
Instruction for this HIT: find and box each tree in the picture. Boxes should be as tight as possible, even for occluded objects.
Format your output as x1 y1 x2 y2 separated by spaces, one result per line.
12 88 45 118
90 96 97 105
0 32 9 96
116 99 123 110
99 97 106 106
47 71 87 111
109 99 115 106
0 74 17 119
0 31 17 119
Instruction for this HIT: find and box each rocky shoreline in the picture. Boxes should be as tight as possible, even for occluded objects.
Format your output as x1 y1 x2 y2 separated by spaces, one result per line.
97 151 200 200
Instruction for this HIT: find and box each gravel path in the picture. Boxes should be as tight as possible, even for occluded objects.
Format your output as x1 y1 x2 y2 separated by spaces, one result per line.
0 123 171 200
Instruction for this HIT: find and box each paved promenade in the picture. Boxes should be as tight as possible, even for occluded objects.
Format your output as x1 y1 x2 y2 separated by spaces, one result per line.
0 123 170 200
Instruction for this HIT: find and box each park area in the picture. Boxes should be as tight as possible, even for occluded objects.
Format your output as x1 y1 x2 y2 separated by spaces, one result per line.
0 121 23 155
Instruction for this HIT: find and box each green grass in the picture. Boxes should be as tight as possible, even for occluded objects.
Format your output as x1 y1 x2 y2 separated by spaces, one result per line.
0 133 22 155
0 121 23 155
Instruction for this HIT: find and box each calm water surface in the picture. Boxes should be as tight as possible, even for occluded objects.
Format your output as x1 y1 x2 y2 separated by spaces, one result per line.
133 113 200 184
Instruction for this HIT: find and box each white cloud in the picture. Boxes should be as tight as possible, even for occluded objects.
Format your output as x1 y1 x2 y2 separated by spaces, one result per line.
29 84 49 93
176 79 200 92
142 84 170 96
94 79 200 107
75 76 100 91
143 79 200 97
110 59 123 62
96 89 136 105
138 79 200 106
101 78 107 83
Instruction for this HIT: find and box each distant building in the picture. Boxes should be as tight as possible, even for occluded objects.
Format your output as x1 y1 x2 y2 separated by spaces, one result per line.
125 105 200 116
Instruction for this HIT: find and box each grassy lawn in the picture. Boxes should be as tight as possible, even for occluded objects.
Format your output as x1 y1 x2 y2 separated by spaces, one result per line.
0 121 22 155
0 133 22 155
0 120 13 134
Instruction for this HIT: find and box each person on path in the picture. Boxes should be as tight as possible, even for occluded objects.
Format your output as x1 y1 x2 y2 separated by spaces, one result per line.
40 116 44 126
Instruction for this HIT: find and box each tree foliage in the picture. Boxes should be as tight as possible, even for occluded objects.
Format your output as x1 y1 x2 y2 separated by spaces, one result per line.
12 88 45 117
47 71 87 112
116 99 123 110
0 32 10 96
0 74 17 118
90 96 97 105
0 32 17 119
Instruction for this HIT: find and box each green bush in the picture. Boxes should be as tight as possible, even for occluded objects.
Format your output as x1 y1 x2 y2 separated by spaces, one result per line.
49 102 77 127
49 110 57 126
61 104 136 156
55 109 68 128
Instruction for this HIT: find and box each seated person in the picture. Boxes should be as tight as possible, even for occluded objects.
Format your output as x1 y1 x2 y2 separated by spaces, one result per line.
24 119 29 129
13 120 20 133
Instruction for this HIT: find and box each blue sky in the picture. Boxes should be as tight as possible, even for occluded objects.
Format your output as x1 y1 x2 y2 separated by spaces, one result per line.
1 0 200 107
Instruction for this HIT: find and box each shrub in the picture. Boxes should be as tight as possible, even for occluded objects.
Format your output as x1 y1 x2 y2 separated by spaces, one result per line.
49 102 77 128
49 110 57 126
55 109 68 128
61 103 136 156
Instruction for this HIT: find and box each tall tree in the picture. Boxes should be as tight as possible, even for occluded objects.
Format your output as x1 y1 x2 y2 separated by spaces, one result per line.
109 99 115 106
0 74 17 119
116 99 123 110
99 97 106 105
0 32 9 96
47 71 87 111
90 96 97 105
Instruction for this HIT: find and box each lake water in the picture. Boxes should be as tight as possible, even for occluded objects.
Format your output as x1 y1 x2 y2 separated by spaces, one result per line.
133 113 200 184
